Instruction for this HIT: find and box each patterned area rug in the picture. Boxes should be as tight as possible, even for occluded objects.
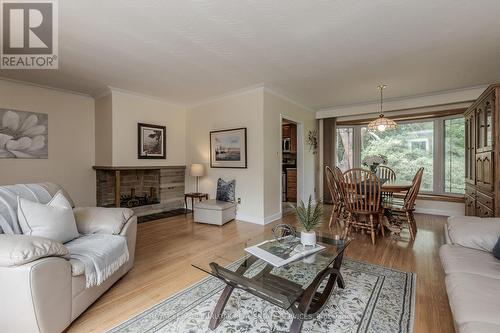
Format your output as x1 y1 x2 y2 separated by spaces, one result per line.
108 258 415 333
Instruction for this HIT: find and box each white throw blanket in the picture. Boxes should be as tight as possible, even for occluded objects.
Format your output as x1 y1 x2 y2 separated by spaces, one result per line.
65 234 129 288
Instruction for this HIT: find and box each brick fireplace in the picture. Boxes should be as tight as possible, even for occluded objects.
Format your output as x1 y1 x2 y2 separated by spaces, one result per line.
94 166 186 216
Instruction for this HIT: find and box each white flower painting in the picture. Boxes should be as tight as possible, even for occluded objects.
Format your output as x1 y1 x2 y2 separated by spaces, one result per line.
0 109 48 159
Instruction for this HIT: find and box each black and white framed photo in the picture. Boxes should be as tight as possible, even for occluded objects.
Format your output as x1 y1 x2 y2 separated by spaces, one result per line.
138 123 166 159
210 127 247 168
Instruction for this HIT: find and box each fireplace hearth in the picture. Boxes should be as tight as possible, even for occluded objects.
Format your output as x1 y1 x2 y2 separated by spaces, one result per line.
94 166 186 216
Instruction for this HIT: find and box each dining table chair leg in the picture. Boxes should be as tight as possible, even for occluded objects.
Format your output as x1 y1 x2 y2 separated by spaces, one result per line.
406 211 415 240
379 214 385 237
329 204 338 227
369 214 376 245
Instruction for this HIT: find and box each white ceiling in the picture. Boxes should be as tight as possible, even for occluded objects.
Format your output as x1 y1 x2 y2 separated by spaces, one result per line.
2 0 500 110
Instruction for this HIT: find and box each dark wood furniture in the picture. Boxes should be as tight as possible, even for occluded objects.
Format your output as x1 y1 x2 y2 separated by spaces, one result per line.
464 84 500 217
184 192 209 214
381 180 412 193
377 165 396 199
343 168 385 245
287 168 297 202
383 168 424 240
325 166 347 227
283 123 297 153
192 236 351 333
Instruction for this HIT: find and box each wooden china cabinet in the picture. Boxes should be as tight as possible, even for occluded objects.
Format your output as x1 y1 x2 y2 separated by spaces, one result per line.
464 84 500 217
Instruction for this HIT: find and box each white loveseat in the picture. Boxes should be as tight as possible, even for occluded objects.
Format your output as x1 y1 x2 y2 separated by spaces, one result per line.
0 183 137 333
440 216 500 333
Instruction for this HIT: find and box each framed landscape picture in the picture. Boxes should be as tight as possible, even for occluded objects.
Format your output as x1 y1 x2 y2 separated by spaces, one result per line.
210 127 247 168
138 123 166 159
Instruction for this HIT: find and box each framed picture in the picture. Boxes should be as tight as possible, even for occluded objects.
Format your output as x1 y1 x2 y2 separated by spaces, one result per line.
0 108 48 159
210 127 247 168
138 123 166 159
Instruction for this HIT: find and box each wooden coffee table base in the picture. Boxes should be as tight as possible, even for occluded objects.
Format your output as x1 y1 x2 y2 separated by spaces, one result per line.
208 252 346 333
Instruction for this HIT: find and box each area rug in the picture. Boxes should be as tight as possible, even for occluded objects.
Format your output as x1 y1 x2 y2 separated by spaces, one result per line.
107 258 415 333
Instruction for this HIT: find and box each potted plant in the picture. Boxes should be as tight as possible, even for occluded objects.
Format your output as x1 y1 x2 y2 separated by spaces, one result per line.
293 196 322 246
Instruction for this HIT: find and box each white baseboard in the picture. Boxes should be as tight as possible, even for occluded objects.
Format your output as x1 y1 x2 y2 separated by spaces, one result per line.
415 207 464 217
264 212 282 224
236 212 283 225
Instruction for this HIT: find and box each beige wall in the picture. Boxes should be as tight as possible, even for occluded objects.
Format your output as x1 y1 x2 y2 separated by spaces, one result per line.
0 80 96 206
186 89 265 223
94 90 187 167
111 91 186 167
263 91 317 221
95 93 113 166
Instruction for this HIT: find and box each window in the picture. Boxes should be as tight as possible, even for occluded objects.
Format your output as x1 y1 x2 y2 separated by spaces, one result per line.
361 121 434 191
336 127 354 172
444 118 465 194
336 115 464 195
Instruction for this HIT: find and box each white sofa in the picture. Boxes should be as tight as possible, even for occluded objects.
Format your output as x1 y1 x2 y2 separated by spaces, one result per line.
0 183 137 333
440 216 500 333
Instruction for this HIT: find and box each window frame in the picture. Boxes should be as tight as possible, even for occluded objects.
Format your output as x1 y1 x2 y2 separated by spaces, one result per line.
336 114 464 196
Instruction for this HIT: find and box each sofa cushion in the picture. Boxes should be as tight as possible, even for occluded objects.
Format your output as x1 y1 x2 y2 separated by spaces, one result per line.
73 207 134 235
0 234 68 266
18 191 80 243
446 217 500 252
445 272 500 326
440 244 500 280
194 199 236 211
459 322 500 333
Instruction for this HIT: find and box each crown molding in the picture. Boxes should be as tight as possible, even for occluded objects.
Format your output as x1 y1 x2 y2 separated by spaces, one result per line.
263 86 313 112
316 85 488 119
186 84 266 109
0 77 93 98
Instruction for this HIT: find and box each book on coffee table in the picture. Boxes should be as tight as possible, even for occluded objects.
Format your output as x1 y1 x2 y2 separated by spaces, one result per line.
245 237 325 267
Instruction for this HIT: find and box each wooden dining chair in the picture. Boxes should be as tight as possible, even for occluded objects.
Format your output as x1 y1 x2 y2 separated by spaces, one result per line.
325 166 347 227
376 165 396 201
383 167 424 240
343 168 385 245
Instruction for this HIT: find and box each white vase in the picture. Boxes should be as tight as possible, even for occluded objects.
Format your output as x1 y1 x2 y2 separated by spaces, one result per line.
300 230 317 246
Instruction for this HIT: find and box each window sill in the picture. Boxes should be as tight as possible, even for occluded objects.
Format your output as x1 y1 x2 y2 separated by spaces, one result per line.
393 193 465 203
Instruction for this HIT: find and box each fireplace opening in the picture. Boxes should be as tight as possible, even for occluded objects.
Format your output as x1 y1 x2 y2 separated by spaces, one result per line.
95 166 186 217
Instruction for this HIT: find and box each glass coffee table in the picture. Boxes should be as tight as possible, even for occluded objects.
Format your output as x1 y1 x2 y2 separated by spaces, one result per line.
192 235 351 333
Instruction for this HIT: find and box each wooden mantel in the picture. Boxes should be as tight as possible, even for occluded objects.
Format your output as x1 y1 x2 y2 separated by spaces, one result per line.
93 165 186 170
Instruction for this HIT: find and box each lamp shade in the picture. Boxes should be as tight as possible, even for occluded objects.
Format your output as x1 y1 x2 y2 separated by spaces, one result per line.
190 163 205 177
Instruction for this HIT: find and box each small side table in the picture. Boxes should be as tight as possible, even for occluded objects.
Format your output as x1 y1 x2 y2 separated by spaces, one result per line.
184 193 209 214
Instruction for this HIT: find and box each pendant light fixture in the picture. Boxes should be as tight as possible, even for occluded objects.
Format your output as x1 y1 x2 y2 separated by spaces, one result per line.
368 84 397 132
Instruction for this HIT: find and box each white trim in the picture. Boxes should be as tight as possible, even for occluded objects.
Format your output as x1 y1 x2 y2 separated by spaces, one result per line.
264 86 313 112
0 77 92 98
106 86 184 108
236 213 265 225
316 85 487 119
93 87 112 100
415 207 464 217
187 84 265 109
264 212 283 224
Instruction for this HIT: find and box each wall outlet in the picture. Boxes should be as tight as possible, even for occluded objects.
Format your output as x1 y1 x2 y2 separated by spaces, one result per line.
237 198 241 204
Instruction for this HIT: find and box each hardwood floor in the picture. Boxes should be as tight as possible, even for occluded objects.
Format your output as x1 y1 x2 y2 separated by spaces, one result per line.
67 207 455 333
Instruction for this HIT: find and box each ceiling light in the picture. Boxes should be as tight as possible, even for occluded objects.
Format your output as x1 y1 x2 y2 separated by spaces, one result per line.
368 84 397 132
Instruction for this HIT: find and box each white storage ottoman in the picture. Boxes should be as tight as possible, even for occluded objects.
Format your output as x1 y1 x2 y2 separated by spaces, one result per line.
193 199 236 226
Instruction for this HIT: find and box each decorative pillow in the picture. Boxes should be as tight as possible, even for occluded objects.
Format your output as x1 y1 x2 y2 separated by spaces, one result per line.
18 191 80 243
447 218 500 252
0 234 68 267
216 178 236 203
493 237 500 260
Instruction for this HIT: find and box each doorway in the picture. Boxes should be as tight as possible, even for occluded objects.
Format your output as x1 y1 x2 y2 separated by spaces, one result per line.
282 118 298 215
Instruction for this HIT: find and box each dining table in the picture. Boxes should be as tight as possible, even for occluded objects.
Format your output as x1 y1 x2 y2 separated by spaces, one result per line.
381 180 412 193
